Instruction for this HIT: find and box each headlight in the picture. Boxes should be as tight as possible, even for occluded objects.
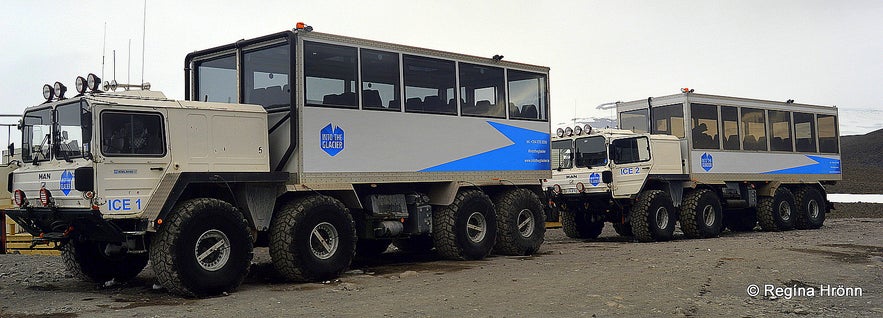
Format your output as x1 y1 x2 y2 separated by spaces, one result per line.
43 84 55 101
54 82 67 99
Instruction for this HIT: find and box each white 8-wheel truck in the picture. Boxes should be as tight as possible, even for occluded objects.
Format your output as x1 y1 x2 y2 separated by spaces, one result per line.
544 91 840 241
3 25 553 296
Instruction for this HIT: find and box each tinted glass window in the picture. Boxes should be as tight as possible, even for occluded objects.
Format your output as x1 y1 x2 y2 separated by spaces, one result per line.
304 41 358 108
721 106 740 150
574 136 607 167
21 108 52 162
403 55 456 114
56 102 84 159
794 112 817 152
690 103 719 149
769 110 793 152
551 139 573 169
459 63 505 118
620 109 649 133
361 49 401 111
196 54 236 103
611 137 650 164
741 108 767 151
244 44 290 109
508 70 548 120
818 114 838 153
652 104 685 138
101 112 165 156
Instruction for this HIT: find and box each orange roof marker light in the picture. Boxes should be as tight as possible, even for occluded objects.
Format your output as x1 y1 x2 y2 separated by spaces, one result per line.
295 22 313 32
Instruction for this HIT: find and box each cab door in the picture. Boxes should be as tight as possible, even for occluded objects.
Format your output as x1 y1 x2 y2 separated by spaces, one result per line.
609 136 652 197
93 107 171 216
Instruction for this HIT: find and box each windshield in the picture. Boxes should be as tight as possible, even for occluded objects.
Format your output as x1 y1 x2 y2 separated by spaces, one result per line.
21 108 52 162
551 139 573 169
574 136 607 168
56 102 84 159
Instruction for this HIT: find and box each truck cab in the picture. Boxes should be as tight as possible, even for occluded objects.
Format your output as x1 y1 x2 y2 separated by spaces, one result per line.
544 125 682 238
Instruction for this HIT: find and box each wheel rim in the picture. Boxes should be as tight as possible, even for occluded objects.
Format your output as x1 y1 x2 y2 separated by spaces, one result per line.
516 208 535 238
655 207 669 229
778 201 792 221
466 211 488 243
310 222 339 260
194 229 231 272
807 199 820 219
702 205 716 227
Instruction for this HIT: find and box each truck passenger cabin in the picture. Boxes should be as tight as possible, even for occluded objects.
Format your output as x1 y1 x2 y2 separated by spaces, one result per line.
617 92 840 182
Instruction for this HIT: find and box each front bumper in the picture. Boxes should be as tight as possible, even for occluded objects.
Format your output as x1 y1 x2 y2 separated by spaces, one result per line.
4 207 129 243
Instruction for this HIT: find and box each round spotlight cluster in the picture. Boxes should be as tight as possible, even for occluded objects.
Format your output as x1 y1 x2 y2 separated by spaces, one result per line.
42 73 102 102
555 124 595 137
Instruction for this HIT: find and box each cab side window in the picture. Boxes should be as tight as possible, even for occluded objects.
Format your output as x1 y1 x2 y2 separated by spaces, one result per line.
611 137 650 164
101 112 166 156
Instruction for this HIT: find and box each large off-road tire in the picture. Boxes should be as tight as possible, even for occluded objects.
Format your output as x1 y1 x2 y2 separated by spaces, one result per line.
757 187 796 231
612 222 633 237
270 195 356 282
150 198 254 297
679 189 723 239
723 209 757 232
62 240 148 283
630 190 676 242
560 209 604 239
793 186 826 230
392 235 434 253
432 189 497 260
355 239 392 258
493 189 546 255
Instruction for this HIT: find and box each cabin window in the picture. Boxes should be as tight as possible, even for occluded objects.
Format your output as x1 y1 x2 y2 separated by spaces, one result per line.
620 109 649 133
304 41 359 108
768 110 793 152
690 103 719 149
360 49 401 111
403 55 457 115
817 114 839 153
652 104 685 138
794 112 817 152
459 63 505 118
741 108 767 151
721 106 740 150
508 70 548 120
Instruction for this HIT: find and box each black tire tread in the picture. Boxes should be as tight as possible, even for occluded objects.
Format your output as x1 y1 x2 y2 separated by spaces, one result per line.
150 198 252 297
793 186 826 230
757 187 795 232
61 241 147 283
560 210 603 239
269 195 356 282
629 190 675 242
432 189 495 260
493 189 546 255
678 189 722 239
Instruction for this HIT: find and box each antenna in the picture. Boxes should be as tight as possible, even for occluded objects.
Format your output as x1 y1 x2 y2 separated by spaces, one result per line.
128 39 131 88
113 50 116 83
101 22 107 81
141 0 147 85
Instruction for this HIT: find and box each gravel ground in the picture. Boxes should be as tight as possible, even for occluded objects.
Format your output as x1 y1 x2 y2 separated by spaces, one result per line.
1 203 881 317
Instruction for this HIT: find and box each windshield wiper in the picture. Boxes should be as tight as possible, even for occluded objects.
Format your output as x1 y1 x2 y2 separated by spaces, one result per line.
32 133 50 165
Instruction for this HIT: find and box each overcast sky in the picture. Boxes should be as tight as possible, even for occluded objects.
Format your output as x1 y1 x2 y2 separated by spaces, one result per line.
2 0 881 136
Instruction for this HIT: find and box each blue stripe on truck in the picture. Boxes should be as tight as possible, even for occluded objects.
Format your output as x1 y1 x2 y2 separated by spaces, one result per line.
763 155 841 174
421 121 551 172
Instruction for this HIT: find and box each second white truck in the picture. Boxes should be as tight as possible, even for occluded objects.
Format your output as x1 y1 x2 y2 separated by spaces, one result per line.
545 91 840 242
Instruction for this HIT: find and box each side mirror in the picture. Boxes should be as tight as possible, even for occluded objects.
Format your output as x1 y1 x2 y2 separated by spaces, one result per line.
81 110 92 144
602 171 613 184
7 143 13 157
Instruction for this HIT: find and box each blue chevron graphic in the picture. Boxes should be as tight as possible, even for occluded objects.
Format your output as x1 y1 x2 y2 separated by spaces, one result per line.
763 155 841 174
421 121 550 172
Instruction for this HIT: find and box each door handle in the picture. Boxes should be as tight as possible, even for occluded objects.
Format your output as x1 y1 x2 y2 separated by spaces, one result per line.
150 167 164 171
